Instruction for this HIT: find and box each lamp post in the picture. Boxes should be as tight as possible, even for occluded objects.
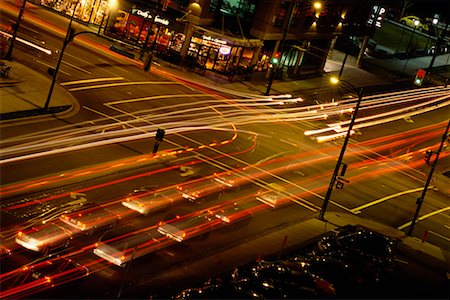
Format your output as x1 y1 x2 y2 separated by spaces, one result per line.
407 120 450 236
265 1 320 95
5 0 27 60
402 19 420 72
44 0 80 111
318 77 364 221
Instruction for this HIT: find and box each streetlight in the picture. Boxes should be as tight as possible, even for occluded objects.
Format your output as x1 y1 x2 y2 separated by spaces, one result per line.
44 0 81 111
407 120 450 236
318 76 364 221
265 2 322 95
402 19 420 72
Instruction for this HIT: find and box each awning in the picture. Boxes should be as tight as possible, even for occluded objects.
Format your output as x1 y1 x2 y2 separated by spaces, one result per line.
193 25 264 48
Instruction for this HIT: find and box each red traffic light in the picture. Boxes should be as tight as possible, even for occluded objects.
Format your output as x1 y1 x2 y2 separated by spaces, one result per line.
271 52 281 64
414 69 426 86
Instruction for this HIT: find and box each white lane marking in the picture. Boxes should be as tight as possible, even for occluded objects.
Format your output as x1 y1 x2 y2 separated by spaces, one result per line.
428 230 450 242
68 81 181 92
61 77 125 86
351 187 427 214
34 59 70 76
61 60 92 74
104 94 210 106
398 206 450 230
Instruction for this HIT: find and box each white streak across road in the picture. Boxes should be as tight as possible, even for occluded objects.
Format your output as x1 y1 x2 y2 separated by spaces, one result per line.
0 84 448 165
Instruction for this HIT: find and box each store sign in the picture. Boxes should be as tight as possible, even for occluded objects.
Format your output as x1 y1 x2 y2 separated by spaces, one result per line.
202 35 227 45
367 5 386 28
155 16 169 25
219 46 231 55
131 9 170 25
133 9 152 19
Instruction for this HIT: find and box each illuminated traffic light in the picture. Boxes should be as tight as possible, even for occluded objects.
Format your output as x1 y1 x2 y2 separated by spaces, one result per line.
271 52 280 65
414 69 426 86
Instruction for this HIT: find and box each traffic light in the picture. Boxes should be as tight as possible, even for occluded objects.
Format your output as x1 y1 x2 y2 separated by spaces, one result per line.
414 69 426 86
271 52 280 65
155 128 165 142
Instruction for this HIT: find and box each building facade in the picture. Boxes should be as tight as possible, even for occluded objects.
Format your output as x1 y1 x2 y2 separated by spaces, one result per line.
36 0 378 78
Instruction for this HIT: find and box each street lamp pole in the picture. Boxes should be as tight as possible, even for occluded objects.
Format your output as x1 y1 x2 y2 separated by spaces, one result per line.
44 1 80 111
265 1 297 96
318 78 364 221
407 120 450 236
5 0 27 60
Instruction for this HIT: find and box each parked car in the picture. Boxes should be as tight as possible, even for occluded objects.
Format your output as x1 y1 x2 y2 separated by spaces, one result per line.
15 222 73 255
399 16 429 31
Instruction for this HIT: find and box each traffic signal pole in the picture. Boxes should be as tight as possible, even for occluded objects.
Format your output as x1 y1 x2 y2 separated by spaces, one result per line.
407 120 450 236
265 1 295 96
318 81 364 221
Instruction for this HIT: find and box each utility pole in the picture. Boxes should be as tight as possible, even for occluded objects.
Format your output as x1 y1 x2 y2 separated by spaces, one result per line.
407 120 450 236
265 1 296 96
5 0 26 60
318 78 364 221
428 23 449 70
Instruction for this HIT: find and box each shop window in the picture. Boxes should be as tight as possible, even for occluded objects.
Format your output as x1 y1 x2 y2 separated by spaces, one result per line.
168 33 186 53
210 0 256 19
125 14 144 41
214 45 232 72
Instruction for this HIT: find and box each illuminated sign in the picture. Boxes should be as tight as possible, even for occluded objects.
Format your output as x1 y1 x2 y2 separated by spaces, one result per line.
202 35 227 45
155 15 169 26
131 9 170 25
367 5 386 28
219 46 231 55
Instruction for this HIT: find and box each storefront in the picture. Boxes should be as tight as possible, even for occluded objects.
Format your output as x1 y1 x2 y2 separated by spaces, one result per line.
105 6 186 61
39 0 109 25
186 26 263 76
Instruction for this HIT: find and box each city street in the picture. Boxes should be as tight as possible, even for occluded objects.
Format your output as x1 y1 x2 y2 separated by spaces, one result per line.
1 1 449 299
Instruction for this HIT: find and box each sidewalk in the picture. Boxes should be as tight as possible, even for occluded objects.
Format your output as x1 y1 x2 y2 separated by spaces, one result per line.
0 59 78 121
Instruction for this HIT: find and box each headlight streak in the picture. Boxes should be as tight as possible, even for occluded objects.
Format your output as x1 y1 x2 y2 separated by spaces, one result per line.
1 87 447 163
0 30 52 55
2 96 447 163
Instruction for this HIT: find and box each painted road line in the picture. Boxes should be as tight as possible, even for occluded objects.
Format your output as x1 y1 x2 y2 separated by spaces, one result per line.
68 81 182 92
398 206 450 230
351 187 426 214
428 230 450 243
61 77 124 86
34 59 70 76
62 60 92 74
105 94 211 106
